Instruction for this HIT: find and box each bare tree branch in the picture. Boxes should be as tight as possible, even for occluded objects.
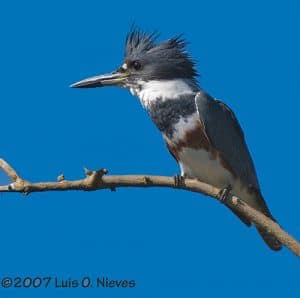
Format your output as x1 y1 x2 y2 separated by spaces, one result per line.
0 158 299 257
0 158 20 182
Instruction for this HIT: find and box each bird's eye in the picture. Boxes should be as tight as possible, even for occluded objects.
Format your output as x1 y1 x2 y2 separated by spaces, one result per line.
132 61 142 70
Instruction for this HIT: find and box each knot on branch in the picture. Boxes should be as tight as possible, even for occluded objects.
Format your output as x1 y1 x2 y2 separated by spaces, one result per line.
11 178 31 195
143 176 153 185
84 168 108 189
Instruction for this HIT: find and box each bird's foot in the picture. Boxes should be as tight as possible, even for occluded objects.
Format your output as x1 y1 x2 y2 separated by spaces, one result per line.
218 184 232 204
174 174 185 188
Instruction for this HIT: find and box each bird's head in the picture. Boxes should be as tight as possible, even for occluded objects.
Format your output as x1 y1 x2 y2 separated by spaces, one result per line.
71 29 198 90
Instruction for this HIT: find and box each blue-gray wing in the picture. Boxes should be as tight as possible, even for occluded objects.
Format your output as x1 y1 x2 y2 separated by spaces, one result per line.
195 92 283 250
195 91 260 189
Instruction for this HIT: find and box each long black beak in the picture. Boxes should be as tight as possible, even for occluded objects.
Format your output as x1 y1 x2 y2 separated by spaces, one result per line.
70 70 127 88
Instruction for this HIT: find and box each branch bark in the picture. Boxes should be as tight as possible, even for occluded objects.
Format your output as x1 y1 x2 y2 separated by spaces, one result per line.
0 158 299 257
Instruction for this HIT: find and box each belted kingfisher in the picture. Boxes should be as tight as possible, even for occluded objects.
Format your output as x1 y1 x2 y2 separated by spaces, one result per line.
71 29 281 251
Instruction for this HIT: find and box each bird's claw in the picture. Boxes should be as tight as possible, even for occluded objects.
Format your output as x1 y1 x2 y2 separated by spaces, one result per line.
174 174 185 187
218 184 232 204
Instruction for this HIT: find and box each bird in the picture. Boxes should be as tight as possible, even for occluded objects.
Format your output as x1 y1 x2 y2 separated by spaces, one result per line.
71 28 282 251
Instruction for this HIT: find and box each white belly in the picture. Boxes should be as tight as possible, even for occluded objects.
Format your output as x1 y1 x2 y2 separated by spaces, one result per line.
178 147 259 207
178 147 234 188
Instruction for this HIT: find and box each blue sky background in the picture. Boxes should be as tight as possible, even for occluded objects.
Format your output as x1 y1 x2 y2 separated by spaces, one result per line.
0 0 299 297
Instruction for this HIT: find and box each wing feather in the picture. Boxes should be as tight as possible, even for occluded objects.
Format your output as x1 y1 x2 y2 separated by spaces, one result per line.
194 91 259 189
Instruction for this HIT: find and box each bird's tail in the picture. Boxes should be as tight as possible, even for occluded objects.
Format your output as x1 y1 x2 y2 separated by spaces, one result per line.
255 217 282 251
227 192 282 251
253 192 282 251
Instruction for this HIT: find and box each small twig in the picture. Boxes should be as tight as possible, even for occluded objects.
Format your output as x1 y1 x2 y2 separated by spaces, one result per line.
57 174 65 182
0 158 299 256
